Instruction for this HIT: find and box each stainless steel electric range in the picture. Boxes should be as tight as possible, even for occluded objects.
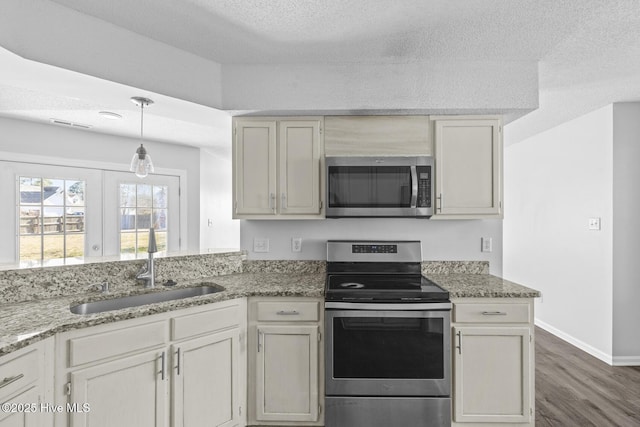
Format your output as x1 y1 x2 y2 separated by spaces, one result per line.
324 240 452 427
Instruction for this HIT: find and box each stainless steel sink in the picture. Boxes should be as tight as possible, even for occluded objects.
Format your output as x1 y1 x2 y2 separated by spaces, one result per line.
70 284 223 315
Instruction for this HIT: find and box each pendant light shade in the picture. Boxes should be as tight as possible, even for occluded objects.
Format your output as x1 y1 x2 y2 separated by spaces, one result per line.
130 96 154 178
130 144 154 178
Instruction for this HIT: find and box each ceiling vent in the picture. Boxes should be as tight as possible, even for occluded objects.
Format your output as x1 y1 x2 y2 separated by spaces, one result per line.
49 118 92 129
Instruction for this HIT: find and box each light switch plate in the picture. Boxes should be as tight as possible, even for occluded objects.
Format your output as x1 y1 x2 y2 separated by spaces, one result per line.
292 237 302 252
253 238 269 253
481 237 492 253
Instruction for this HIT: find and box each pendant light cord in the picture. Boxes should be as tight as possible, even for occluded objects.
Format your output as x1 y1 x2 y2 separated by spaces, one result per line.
140 102 144 140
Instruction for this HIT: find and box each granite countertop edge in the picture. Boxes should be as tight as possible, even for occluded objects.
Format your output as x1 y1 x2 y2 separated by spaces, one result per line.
0 272 539 357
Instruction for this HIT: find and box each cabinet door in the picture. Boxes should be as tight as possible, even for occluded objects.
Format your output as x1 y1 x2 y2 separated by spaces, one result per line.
278 120 322 215
434 119 502 217
69 350 168 427
453 326 531 423
0 386 41 427
171 329 239 427
256 325 319 422
234 120 277 216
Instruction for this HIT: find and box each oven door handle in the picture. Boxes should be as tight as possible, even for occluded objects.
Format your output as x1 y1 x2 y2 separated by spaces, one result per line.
410 166 418 208
325 302 452 311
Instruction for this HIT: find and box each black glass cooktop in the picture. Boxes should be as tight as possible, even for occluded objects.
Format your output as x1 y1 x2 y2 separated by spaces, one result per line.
325 274 449 302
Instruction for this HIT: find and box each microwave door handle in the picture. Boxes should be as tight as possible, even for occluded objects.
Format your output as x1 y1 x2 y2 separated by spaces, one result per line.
410 166 418 208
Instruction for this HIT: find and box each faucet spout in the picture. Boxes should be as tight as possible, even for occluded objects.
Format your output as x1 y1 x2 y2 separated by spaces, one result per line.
135 228 158 288
136 255 155 288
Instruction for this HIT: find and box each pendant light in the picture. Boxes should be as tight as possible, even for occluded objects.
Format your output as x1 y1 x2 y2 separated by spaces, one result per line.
130 96 155 178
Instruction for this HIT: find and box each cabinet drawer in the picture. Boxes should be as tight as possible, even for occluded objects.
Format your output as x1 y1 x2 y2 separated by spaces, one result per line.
454 303 530 323
257 301 319 322
172 304 240 340
0 347 39 397
68 321 166 367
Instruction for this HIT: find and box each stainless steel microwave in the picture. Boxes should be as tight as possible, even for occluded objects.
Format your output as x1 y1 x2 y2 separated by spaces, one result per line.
326 156 433 218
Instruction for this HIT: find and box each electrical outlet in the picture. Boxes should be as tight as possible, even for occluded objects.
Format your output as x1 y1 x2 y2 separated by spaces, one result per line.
253 238 269 253
292 237 302 252
588 218 601 230
481 237 492 253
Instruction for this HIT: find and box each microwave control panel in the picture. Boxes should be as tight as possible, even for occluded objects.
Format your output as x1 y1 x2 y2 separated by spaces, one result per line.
416 166 432 208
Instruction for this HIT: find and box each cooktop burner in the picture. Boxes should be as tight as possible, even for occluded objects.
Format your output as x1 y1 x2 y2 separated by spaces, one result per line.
326 274 449 302
325 240 450 303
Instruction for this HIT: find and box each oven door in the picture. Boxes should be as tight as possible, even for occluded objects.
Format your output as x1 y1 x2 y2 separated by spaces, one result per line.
325 303 451 397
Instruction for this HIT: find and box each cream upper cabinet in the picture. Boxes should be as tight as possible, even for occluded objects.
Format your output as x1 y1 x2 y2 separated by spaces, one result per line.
324 116 432 156
432 117 502 219
233 117 324 219
452 299 534 426
234 120 277 216
248 297 323 426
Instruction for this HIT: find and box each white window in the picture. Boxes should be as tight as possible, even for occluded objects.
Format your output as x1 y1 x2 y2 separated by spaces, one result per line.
18 176 87 264
102 171 181 259
0 161 182 267
119 183 168 256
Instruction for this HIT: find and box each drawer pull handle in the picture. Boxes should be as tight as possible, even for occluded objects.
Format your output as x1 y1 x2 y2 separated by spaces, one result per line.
276 310 299 315
0 374 24 389
482 311 507 316
160 351 166 381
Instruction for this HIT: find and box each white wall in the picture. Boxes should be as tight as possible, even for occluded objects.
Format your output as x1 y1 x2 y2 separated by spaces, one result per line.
611 103 640 363
241 218 503 275
504 106 615 362
200 147 240 251
0 116 202 252
0 0 222 108
222 61 538 120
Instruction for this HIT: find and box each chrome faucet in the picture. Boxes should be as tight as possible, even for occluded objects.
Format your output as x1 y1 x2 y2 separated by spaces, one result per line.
136 228 158 288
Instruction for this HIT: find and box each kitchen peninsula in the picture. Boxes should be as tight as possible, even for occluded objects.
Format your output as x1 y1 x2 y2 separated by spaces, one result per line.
0 252 538 427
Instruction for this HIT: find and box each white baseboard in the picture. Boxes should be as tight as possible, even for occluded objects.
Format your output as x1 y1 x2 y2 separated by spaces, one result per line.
534 319 613 365
535 319 640 366
612 355 640 366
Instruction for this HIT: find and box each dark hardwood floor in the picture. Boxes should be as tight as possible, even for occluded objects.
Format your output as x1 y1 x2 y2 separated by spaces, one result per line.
535 327 640 426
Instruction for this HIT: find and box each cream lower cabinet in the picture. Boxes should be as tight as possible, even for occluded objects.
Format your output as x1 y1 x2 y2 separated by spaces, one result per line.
233 117 324 219
68 349 167 427
248 297 323 426
452 299 534 426
0 338 54 427
171 329 240 427
55 299 245 427
432 116 502 219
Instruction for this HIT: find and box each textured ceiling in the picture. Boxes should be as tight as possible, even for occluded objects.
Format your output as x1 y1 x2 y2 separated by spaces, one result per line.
1 0 640 146
49 0 601 64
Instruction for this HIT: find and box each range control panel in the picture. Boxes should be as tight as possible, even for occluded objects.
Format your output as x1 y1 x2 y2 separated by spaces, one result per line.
352 244 398 254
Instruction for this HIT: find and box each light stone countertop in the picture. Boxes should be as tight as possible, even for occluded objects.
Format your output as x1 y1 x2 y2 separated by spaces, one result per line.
0 270 539 357
429 274 541 299
0 272 324 357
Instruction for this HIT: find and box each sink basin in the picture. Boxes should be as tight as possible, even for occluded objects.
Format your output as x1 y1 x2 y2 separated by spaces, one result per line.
70 285 223 315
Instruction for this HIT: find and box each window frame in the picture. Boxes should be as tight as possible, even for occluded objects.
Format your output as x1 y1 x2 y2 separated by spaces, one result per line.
0 152 186 267
102 171 181 258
